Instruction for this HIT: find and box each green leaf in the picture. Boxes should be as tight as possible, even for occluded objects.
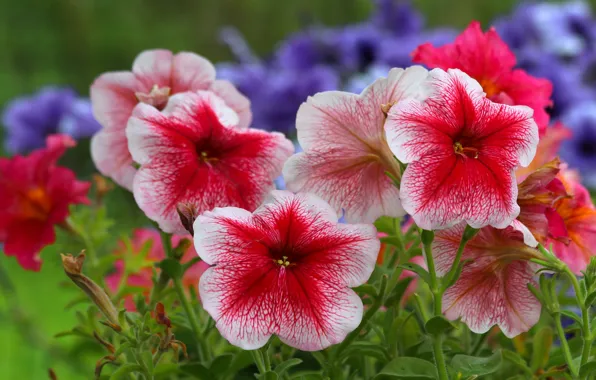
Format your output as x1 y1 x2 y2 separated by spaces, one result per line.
274 358 303 376
585 290 596 308
501 350 533 377
398 263 430 285
339 341 391 363
153 363 180 376
159 258 183 279
451 350 502 377
385 277 414 308
380 236 405 247
180 363 214 380
425 316 455 336
210 354 234 374
530 327 553 372
354 284 378 298
258 372 279 380
374 357 437 379
113 342 132 357
375 216 397 234
142 351 154 374
110 364 142 379
580 361 596 378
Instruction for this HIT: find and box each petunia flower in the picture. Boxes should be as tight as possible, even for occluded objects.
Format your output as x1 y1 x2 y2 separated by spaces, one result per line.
127 91 293 235
514 158 568 246
385 68 539 231
283 66 429 223
560 102 596 187
548 167 596 274
412 21 553 133
194 191 379 350
105 228 209 311
0 135 90 271
2 87 101 154
433 222 541 338
91 49 252 190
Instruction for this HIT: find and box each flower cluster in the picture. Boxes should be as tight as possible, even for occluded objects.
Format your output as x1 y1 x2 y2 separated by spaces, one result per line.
2 87 101 154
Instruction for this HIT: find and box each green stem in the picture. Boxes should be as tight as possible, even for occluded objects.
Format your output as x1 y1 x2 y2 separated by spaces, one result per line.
251 350 267 374
262 344 272 372
172 276 208 362
432 335 449 380
422 230 449 380
334 275 388 359
470 332 488 356
554 312 578 377
564 268 592 372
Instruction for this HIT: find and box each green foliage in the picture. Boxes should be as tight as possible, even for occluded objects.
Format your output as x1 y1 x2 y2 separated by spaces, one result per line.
451 350 503 378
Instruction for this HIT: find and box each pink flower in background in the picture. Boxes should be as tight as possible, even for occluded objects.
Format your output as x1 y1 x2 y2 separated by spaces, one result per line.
0 135 90 271
433 223 541 338
194 191 379 350
105 228 209 311
385 68 538 230
412 21 553 134
91 49 252 190
283 66 428 223
548 167 596 274
514 158 567 246
127 91 293 234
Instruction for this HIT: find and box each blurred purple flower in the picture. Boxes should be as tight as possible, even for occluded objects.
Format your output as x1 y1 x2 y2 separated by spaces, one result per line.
274 28 340 70
336 24 384 73
496 1 596 59
2 87 100 154
372 0 424 36
560 102 596 187
378 28 457 69
217 62 339 134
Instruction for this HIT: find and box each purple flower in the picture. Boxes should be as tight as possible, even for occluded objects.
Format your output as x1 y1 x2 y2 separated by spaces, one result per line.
217 63 339 134
2 87 101 154
496 1 596 59
274 28 340 70
335 24 384 73
372 0 424 36
560 102 596 187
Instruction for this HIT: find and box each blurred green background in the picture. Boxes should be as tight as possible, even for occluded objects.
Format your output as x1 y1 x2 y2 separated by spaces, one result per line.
0 0 585 378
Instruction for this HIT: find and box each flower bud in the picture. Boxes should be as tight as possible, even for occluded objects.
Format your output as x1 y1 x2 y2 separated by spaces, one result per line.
92 174 112 204
585 256 596 290
61 253 120 331
176 202 199 236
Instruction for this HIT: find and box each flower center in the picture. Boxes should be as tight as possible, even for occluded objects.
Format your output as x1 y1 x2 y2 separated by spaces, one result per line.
453 141 479 159
198 150 218 163
135 84 171 110
276 255 291 267
479 78 500 98
19 187 52 221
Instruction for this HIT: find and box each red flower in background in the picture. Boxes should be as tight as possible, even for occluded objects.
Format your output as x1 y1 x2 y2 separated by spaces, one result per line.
0 135 90 271
105 228 209 311
412 21 552 134
548 167 596 274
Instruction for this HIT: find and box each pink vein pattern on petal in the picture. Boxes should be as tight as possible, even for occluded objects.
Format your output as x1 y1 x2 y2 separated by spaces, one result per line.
195 191 379 351
385 68 539 230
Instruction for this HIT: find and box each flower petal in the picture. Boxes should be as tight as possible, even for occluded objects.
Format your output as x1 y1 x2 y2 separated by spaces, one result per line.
132 49 174 88
171 52 216 94
91 127 136 190
90 71 141 130
209 79 253 129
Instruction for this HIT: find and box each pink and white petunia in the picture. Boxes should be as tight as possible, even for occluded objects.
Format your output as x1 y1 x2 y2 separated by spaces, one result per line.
194 190 380 351
385 68 539 230
283 66 429 223
91 49 252 190
127 91 293 235
433 223 541 338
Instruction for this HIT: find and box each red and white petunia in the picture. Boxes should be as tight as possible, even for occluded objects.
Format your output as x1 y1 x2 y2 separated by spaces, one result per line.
283 66 429 223
194 191 380 351
433 223 541 338
127 91 293 235
412 21 553 134
91 49 252 190
385 68 539 230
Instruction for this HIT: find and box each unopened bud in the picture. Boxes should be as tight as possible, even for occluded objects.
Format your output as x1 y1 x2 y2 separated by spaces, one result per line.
48 369 57 380
177 202 199 236
155 302 171 328
61 253 120 330
585 257 596 289
92 174 112 204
